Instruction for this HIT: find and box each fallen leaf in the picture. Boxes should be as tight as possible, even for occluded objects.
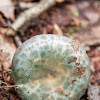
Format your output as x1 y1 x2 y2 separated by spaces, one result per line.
88 48 100 85
77 1 100 25
0 34 16 71
71 25 100 51
0 0 15 21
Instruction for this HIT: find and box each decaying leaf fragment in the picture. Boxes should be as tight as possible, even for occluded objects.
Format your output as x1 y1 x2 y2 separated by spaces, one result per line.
0 34 16 71
0 0 15 21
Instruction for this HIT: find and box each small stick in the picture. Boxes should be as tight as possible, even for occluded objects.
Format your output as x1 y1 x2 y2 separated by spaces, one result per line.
14 35 22 47
6 0 56 36
19 2 38 9
0 85 18 88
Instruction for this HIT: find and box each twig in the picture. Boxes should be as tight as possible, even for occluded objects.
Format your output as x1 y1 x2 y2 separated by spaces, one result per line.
53 23 63 35
6 0 56 36
19 2 38 9
0 85 17 88
0 82 8 86
14 35 22 47
2 71 6 83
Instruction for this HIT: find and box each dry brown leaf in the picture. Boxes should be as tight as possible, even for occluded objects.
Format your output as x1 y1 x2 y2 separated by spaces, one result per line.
0 0 15 21
71 26 100 51
0 34 16 71
77 1 99 25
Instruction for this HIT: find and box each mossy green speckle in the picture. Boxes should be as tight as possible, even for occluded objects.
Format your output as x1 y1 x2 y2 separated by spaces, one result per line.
11 34 90 100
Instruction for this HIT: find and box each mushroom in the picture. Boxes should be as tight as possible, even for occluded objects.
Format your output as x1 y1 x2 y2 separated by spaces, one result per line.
11 34 90 100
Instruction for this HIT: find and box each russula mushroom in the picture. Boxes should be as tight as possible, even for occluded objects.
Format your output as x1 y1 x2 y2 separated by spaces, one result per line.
11 34 90 100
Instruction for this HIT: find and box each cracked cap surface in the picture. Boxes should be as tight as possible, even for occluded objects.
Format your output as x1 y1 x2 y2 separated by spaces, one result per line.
11 34 90 100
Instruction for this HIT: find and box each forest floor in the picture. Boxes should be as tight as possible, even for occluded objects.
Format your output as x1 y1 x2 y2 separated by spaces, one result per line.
0 0 100 100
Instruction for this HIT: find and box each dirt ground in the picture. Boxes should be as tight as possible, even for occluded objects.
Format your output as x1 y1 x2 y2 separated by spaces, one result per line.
0 0 100 100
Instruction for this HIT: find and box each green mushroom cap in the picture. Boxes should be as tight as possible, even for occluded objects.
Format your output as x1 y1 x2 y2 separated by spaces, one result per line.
11 34 90 100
